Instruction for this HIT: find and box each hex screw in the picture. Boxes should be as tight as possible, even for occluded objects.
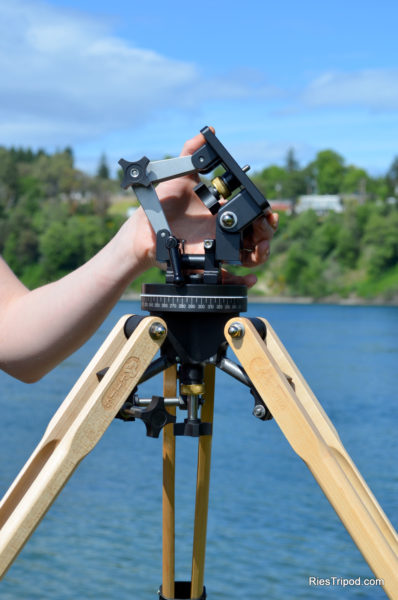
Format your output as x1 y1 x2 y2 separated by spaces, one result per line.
130 168 140 178
228 322 245 338
149 322 166 340
220 211 237 229
253 405 266 419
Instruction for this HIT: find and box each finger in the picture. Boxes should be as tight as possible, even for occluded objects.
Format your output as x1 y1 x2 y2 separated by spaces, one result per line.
241 239 270 267
181 126 215 157
267 211 279 230
250 214 277 245
221 268 257 288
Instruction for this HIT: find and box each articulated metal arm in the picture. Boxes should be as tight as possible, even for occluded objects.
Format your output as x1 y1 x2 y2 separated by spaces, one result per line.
118 126 272 282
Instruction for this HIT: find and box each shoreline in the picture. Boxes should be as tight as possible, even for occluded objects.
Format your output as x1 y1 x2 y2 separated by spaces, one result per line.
121 291 398 307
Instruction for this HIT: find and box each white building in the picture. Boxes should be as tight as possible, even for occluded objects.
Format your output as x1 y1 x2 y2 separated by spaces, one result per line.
296 195 343 215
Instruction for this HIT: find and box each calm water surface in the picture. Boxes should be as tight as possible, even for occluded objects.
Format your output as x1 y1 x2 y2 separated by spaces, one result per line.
1 302 397 599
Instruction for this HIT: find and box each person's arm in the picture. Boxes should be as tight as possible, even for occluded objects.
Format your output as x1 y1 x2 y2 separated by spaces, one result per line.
0 131 277 383
0 229 142 382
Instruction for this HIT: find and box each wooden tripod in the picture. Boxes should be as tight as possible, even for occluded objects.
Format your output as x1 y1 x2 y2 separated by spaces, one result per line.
0 314 397 599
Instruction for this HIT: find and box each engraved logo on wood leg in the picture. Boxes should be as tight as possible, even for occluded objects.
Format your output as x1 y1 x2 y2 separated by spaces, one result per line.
102 356 141 410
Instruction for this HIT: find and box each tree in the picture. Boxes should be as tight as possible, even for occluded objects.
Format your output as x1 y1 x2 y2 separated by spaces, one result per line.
252 165 287 199
363 210 398 276
284 148 306 201
97 153 110 179
309 150 345 195
386 156 398 196
341 165 369 198
0 147 19 206
285 148 299 173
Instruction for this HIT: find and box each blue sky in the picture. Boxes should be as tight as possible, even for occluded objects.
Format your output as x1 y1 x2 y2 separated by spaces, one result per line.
1 0 397 176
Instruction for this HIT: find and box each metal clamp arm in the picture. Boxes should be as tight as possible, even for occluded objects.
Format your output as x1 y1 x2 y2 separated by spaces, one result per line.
118 127 273 273
118 154 206 283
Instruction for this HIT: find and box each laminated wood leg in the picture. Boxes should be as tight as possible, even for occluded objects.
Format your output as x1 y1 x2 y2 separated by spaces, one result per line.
0 315 166 578
191 364 215 599
162 364 177 599
225 317 398 600
260 317 398 554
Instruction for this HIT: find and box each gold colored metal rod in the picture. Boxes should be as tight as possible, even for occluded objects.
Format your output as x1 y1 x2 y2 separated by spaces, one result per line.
0 316 166 579
191 364 215 599
226 317 398 600
162 365 177 599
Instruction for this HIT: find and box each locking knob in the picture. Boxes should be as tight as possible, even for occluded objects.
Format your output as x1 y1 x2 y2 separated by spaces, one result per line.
135 396 176 438
194 182 221 215
118 156 151 189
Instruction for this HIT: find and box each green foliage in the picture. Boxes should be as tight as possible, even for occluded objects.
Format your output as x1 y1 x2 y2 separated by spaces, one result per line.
308 149 345 194
341 166 368 195
264 200 398 301
363 210 398 277
97 153 110 179
386 156 398 195
252 155 306 201
252 165 287 199
0 146 121 287
0 143 397 303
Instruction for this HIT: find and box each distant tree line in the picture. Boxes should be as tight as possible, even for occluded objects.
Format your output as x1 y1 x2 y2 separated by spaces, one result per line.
0 144 397 300
251 148 398 202
0 146 123 288
261 203 398 299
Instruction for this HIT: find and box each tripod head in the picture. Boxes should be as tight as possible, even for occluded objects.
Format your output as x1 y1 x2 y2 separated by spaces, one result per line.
117 128 272 437
119 126 271 288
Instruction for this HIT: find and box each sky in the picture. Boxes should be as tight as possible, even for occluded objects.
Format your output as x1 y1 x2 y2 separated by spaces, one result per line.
1 0 397 176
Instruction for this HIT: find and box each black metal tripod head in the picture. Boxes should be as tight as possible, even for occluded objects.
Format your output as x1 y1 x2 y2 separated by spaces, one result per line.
119 126 271 288
117 128 272 437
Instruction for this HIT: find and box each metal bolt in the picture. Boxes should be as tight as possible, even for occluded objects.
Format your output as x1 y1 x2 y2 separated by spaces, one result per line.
130 168 140 178
228 322 245 338
242 165 250 173
149 322 166 340
204 239 214 249
253 404 266 419
199 156 205 163
220 211 238 229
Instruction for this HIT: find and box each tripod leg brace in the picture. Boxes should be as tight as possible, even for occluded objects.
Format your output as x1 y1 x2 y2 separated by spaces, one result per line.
226 317 398 600
0 315 166 578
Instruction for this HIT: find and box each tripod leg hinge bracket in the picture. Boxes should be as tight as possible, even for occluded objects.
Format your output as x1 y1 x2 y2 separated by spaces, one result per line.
158 582 206 600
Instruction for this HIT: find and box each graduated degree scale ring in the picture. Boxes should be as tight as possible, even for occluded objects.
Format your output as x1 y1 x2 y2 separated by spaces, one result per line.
141 284 247 313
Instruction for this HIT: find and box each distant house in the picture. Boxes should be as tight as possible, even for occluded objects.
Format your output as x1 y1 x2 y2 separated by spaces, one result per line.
296 195 343 215
269 199 294 214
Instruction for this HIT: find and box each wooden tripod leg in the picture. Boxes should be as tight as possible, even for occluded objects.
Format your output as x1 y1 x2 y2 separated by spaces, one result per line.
226 318 398 600
260 317 398 554
0 315 166 578
162 364 177 599
191 364 215 599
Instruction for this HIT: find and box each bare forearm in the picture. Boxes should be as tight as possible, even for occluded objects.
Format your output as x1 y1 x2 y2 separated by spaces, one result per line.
0 226 142 382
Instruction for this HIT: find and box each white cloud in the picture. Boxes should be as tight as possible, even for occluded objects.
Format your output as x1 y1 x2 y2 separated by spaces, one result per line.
0 1 279 149
0 1 200 146
302 69 398 111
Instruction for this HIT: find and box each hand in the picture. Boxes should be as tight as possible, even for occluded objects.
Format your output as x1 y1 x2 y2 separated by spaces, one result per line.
127 129 279 287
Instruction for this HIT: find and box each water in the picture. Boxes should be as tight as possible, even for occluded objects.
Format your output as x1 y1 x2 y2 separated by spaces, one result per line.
0 302 397 599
